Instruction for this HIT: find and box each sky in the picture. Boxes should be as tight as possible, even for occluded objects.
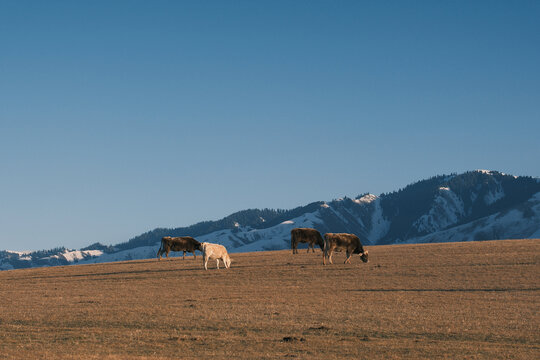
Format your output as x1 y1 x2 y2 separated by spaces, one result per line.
1 0 539 251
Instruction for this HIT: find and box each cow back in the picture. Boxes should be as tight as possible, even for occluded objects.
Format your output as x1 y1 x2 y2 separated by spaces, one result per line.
291 228 324 246
163 236 201 252
325 233 362 252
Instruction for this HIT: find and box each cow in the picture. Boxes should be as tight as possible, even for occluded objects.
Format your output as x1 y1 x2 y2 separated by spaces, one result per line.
323 233 369 265
201 242 231 270
290 228 324 254
157 236 202 260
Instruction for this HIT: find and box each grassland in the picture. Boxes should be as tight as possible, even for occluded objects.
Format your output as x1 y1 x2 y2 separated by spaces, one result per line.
0 239 538 359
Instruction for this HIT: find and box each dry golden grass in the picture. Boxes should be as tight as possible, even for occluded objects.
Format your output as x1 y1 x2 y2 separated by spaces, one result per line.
0 239 539 359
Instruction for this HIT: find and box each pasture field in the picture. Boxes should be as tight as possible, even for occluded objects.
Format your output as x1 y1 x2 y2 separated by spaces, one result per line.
0 239 539 359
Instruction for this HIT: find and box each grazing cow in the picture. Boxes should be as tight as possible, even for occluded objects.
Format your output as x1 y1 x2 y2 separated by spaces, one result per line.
201 242 231 270
290 228 324 254
323 233 369 265
157 236 202 260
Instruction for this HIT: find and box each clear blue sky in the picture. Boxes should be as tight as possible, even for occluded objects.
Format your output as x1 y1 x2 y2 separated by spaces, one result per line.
1 1 539 251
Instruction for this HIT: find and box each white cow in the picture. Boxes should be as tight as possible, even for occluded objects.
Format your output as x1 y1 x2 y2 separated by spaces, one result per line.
201 242 231 270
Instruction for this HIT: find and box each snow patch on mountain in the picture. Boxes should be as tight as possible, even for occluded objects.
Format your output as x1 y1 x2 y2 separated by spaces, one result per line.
484 184 505 205
413 187 465 233
6 250 32 261
46 249 104 262
327 204 351 224
414 187 465 233
6 250 32 256
79 246 158 265
368 197 390 242
409 191 540 244
485 189 504 205
354 193 377 204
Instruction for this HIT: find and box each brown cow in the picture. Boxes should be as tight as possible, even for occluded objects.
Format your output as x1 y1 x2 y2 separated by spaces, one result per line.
157 236 202 260
291 228 324 254
323 233 368 265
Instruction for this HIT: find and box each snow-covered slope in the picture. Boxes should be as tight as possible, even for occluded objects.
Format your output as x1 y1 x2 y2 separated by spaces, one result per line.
2 170 539 270
200 210 324 252
408 191 540 244
413 187 465 233
79 206 325 265
0 249 105 270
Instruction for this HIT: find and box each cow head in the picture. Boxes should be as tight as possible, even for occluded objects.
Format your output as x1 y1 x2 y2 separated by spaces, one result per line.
360 250 369 263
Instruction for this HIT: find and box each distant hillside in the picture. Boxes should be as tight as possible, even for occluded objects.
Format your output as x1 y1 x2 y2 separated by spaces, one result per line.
2 170 539 270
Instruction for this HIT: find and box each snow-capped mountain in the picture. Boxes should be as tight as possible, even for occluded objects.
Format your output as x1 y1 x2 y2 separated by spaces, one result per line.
2 170 539 270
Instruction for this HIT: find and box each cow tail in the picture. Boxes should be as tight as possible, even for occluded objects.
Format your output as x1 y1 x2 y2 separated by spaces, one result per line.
291 230 297 249
317 232 324 251
323 234 329 255
157 238 164 258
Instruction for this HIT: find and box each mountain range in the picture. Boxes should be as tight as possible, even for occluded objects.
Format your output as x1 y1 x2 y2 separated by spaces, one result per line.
2 170 539 270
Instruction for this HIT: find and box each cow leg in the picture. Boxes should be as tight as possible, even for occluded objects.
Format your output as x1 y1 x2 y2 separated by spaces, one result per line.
216 259 220 269
329 250 334 264
183 251 186 260
345 251 351 264
193 251 197 260
323 250 327 265
204 256 208 270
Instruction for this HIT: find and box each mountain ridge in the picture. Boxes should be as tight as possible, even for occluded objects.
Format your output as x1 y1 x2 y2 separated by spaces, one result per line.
2 170 539 270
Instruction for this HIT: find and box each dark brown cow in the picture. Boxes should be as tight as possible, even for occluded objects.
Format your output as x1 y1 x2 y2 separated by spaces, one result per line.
291 228 324 254
323 233 368 265
157 236 202 260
